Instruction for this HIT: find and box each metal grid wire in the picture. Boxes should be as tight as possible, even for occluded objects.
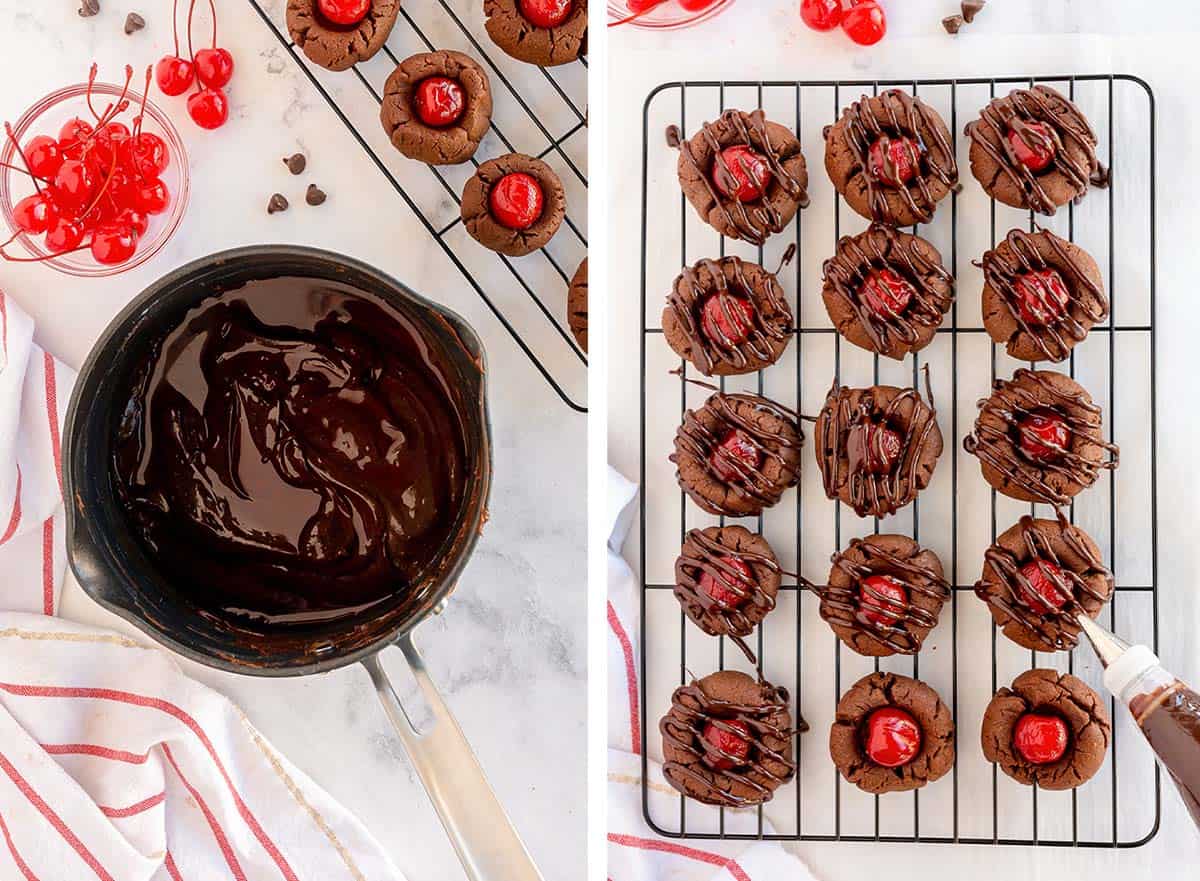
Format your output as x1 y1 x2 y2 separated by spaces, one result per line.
248 0 588 412
638 76 1158 846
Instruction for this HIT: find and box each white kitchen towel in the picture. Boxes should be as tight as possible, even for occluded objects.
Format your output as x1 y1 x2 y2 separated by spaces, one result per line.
607 466 817 881
0 290 404 881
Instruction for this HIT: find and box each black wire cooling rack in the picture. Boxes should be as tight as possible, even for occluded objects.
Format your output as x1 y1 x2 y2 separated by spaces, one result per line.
247 0 588 412
638 76 1159 846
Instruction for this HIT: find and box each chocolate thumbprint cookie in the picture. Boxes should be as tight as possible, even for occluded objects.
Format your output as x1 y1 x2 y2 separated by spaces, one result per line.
822 224 953 360
813 377 943 519
964 369 1118 506
674 526 782 643
286 0 400 72
661 670 802 807
966 84 1109 215
669 110 809 245
672 391 803 518
975 515 1113 652
663 255 794 376
824 89 958 227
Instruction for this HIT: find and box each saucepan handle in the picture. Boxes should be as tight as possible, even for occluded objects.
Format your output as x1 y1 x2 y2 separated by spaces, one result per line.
361 634 545 881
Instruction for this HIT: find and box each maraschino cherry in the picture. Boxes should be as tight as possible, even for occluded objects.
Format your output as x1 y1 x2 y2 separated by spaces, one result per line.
1017 559 1069 615
700 293 755 345
490 173 544 230
155 55 195 96
701 718 752 771
712 145 771 203
319 0 372 26
157 0 233 130
23 135 63 180
848 421 902 475
709 429 761 482
12 194 59 235
1013 267 1069 326
842 0 887 46
195 47 235 90
188 89 229 130
860 267 915 319
800 0 843 31
1007 120 1056 173
415 77 466 128
1016 409 1071 463
859 574 907 627
698 556 753 610
520 0 572 28
863 706 921 768
868 134 919 187
1013 712 1069 764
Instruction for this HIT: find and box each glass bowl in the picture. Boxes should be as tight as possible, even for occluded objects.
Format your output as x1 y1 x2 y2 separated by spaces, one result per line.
0 81 190 277
608 0 735 29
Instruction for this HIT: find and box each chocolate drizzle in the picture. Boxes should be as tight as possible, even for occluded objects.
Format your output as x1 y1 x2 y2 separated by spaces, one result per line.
838 89 958 225
814 537 951 655
668 109 809 245
976 514 1112 651
966 85 1109 215
980 228 1108 362
823 225 953 357
963 369 1119 506
816 373 941 518
660 679 800 808
672 391 804 516
666 256 793 375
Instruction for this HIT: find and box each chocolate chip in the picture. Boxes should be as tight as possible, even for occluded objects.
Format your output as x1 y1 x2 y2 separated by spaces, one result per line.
267 194 289 214
942 14 964 34
283 153 306 175
961 0 986 23
305 184 327 206
79 0 100 16
124 12 145 33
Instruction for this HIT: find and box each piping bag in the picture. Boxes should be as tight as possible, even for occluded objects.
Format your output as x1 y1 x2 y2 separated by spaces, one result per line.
1077 614 1200 828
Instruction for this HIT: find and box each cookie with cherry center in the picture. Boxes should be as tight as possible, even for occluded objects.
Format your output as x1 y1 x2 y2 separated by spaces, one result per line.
286 0 401 72
484 0 587 67
824 89 958 227
660 670 802 808
963 368 1119 507
461 153 566 256
829 671 954 794
379 51 493 166
662 254 795 376
674 526 783 645
813 378 943 519
966 84 1109 216
981 668 1111 790
980 228 1107 363
816 534 950 657
821 224 954 360
975 515 1113 652
671 391 803 518
669 108 809 245
568 257 588 353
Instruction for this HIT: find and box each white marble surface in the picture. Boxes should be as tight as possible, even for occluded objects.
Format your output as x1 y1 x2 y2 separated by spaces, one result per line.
0 2 585 879
609 2 1200 878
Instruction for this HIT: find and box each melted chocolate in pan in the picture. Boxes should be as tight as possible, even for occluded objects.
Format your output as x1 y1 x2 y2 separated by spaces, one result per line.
112 276 468 627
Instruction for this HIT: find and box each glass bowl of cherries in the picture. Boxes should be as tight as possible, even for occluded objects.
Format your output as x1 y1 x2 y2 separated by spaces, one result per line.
608 0 735 29
0 66 190 277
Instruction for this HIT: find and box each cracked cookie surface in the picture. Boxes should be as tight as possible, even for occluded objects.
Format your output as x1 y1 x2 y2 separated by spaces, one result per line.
484 0 587 67
461 153 566 256
286 0 400 72
379 50 492 166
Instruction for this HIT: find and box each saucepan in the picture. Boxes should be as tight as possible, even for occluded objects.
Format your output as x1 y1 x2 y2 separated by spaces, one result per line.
62 245 543 881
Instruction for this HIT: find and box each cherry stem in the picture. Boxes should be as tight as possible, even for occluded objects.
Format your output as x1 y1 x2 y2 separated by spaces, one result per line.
171 0 181 56
79 147 119 222
207 0 218 49
186 0 199 71
132 66 152 145
85 64 100 122
3 122 41 195
0 242 90 263
0 160 35 177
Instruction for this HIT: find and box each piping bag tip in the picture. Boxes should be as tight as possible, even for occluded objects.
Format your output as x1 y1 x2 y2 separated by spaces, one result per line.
1076 613 1133 668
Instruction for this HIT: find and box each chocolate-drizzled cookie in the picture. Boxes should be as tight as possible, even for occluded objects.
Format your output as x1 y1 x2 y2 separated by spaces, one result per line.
982 669 1111 790
829 672 955 795
966 85 1109 215
963 368 1118 506
815 534 950 657
660 670 801 807
663 254 794 376
674 526 782 647
669 109 809 245
672 391 803 517
975 515 1113 652
824 89 958 227
822 225 954 360
814 377 943 518
980 228 1107 363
